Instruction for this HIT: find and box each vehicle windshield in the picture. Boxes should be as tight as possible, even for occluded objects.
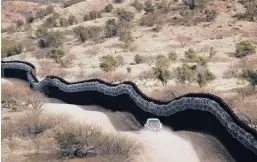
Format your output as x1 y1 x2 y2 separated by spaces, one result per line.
148 119 160 124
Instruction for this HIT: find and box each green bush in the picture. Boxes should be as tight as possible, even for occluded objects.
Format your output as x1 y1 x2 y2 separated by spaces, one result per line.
168 51 178 62
152 67 170 85
47 48 65 63
176 64 196 84
144 1 155 13
235 41 256 58
1 44 24 57
134 54 145 64
26 15 34 24
68 15 77 25
205 9 217 22
73 26 102 42
99 55 118 72
140 13 160 27
133 0 144 12
104 4 113 12
118 21 134 48
2 116 10 120
196 70 216 87
38 31 64 48
155 55 170 69
184 48 199 62
241 69 257 89
105 19 118 38
116 9 135 22
84 11 102 21
60 18 69 27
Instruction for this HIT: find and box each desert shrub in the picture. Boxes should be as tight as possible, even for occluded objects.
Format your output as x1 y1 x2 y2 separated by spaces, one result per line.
63 0 84 8
26 15 34 24
235 41 256 58
84 11 102 21
133 0 144 12
43 16 58 28
156 0 171 14
140 13 160 27
198 0 207 12
60 18 69 27
185 48 199 62
144 1 155 13
105 19 118 38
116 9 135 22
1 44 24 57
118 21 134 48
15 20 24 28
73 26 102 42
47 48 65 63
68 15 77 25
176 64 196 84
134 54 145 64
196 70 216 87
155 55 170 69
205 9 217 22
46 5 54 15
114 0 124 3
2 116 10 120
127 67 132 73
38 31 64 48
104 4 113 12
244 1 257 21
1 83 28 111
168 51 178 62
241 69 257 89
209 46 216 58
99 55 118 72
152 67 170 85
152 23 163 32
5 25 16 34
35 9 47 19
176 35 192 47
35 26 48 38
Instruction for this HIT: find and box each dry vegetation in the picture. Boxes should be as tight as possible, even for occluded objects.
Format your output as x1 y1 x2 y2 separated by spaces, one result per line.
1 0 257 131
1 82 143 162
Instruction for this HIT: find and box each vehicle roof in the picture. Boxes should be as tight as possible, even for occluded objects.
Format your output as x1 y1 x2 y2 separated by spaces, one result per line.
147 118 160 121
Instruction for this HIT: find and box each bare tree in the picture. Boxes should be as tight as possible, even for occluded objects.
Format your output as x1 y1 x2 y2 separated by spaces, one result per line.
176 35 192 47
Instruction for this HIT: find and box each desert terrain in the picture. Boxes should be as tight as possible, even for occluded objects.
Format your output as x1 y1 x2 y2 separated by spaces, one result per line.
1 0 257 161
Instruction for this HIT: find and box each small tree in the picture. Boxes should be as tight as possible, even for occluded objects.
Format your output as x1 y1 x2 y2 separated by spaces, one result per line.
47 48 65 63
140 12 160 27
134 54 145 64
176 64 196 84
68 15 77 25
209 46 216 58
176 35 192 47
235 41 256 58
104 4 113 12
36 9 47 19
185 48 199 62
152 67 170 86
99 55 118 72
118 22 134 48
105 19 118 38
196 70 216 87
38 31 64 48
133 0 144 12
241 69 257 89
